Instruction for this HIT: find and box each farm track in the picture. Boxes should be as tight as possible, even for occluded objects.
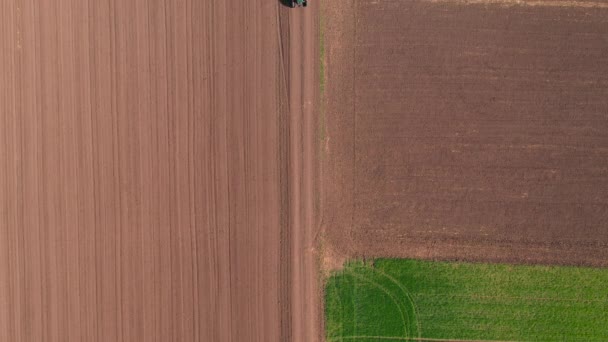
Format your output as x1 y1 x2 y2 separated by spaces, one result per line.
324 0 608 266
0 0 319 341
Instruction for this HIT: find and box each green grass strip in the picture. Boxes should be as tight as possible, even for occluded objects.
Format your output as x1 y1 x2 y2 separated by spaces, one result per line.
326 259 608 341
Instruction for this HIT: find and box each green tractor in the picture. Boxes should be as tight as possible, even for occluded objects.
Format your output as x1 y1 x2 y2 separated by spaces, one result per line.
290 0 307 7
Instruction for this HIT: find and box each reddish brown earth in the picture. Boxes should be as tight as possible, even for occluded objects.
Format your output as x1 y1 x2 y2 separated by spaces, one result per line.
324 0 608 267
0 0 319 341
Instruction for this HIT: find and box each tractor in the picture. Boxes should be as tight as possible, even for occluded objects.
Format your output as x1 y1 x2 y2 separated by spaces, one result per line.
291 0 307 7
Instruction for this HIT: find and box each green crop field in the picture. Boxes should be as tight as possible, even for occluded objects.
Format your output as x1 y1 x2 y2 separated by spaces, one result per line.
325 259 608 341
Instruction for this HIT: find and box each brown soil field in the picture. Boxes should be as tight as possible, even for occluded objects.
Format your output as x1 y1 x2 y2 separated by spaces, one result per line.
323 0 608 267
1 1 319 341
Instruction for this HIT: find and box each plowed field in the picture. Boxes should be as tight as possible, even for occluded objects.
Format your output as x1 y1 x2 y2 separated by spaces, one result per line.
324 0 608 266
0 1 319 341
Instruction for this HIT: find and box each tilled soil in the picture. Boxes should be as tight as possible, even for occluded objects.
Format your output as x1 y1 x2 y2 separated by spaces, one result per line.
0 0 319 341
324 0 608 267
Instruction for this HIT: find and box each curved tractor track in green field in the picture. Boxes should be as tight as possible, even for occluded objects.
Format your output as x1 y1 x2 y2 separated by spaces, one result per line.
326 262 420 342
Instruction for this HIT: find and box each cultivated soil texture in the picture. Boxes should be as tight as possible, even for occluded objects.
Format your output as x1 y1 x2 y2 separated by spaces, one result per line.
1 1 319 341
323 0 608 267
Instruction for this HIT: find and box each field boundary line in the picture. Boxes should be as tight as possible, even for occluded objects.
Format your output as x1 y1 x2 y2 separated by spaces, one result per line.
419 293 608 304
350 0 358 253
331 336 524 342
424 0 608 9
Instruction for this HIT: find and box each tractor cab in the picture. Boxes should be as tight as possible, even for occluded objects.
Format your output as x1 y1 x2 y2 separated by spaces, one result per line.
291 0 307 7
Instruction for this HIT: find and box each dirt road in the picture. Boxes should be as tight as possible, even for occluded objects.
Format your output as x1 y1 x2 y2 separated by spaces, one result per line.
1 0 318 341
285 4 321 342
